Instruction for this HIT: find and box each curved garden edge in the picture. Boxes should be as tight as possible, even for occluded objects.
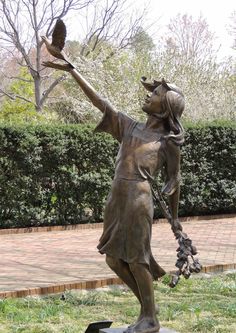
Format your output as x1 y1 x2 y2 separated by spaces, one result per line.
0 213 235 235
1 263 236 299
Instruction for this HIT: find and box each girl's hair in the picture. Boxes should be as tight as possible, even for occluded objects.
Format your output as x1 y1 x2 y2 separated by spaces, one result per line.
141 77 185 146
162 85 185 146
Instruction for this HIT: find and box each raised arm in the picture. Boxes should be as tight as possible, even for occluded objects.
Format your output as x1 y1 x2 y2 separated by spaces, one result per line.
41 19 115 114
42 61 115 114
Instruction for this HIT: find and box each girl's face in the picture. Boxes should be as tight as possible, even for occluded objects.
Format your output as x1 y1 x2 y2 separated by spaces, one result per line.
142 85 165 116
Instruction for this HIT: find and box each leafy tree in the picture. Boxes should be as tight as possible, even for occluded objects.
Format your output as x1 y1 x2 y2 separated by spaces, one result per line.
129 26 155 55
0 67 42 122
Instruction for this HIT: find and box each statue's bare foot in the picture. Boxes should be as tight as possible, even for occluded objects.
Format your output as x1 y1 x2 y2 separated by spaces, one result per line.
128 305 160 329
125 317 160 333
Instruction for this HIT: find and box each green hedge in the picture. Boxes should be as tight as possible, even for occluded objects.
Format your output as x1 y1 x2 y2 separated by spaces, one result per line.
180 123 236 216
0 122 235 228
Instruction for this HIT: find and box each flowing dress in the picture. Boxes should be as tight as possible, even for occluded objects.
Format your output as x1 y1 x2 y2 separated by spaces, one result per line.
95 109 168 279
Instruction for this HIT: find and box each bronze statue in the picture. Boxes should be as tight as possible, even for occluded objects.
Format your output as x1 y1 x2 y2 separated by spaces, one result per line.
42 20 201 333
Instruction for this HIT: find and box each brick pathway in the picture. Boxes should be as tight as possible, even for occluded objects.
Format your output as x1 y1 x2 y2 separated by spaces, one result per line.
0 216 235 298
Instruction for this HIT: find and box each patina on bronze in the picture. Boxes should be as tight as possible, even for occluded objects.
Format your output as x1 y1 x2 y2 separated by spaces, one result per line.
42 20 201 333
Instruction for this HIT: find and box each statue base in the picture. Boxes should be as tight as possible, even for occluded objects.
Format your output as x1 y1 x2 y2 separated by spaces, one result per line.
99 328 178 333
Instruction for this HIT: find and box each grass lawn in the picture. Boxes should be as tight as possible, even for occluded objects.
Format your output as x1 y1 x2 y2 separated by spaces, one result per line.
0 272 235 333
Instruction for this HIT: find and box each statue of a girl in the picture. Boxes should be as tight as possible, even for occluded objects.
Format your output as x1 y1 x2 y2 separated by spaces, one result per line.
44 58 185 332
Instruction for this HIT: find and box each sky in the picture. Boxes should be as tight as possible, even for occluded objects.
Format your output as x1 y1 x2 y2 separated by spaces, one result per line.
128 0 235 58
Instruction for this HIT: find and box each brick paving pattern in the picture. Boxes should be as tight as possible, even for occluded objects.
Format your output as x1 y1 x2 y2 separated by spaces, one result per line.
0 216 235 297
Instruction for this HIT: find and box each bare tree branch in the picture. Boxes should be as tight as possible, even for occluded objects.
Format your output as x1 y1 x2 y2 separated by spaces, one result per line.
5 76 34 83
0 87 36 105
0 0 150 113
14 94 36 105
166 14 216 62
0 0 96 111
41 74 67 105
79 0 148 58
0 88 15 100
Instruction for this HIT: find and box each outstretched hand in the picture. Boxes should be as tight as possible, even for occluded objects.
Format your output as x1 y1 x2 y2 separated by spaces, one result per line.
42 61 73 72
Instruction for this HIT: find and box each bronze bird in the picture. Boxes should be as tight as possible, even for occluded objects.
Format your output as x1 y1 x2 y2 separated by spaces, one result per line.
41 19 71 64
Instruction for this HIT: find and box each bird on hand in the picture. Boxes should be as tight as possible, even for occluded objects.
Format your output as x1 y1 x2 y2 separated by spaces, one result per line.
41 19 73 67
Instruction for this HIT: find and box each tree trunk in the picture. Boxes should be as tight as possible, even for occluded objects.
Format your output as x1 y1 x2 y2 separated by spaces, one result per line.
34 76 42 112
